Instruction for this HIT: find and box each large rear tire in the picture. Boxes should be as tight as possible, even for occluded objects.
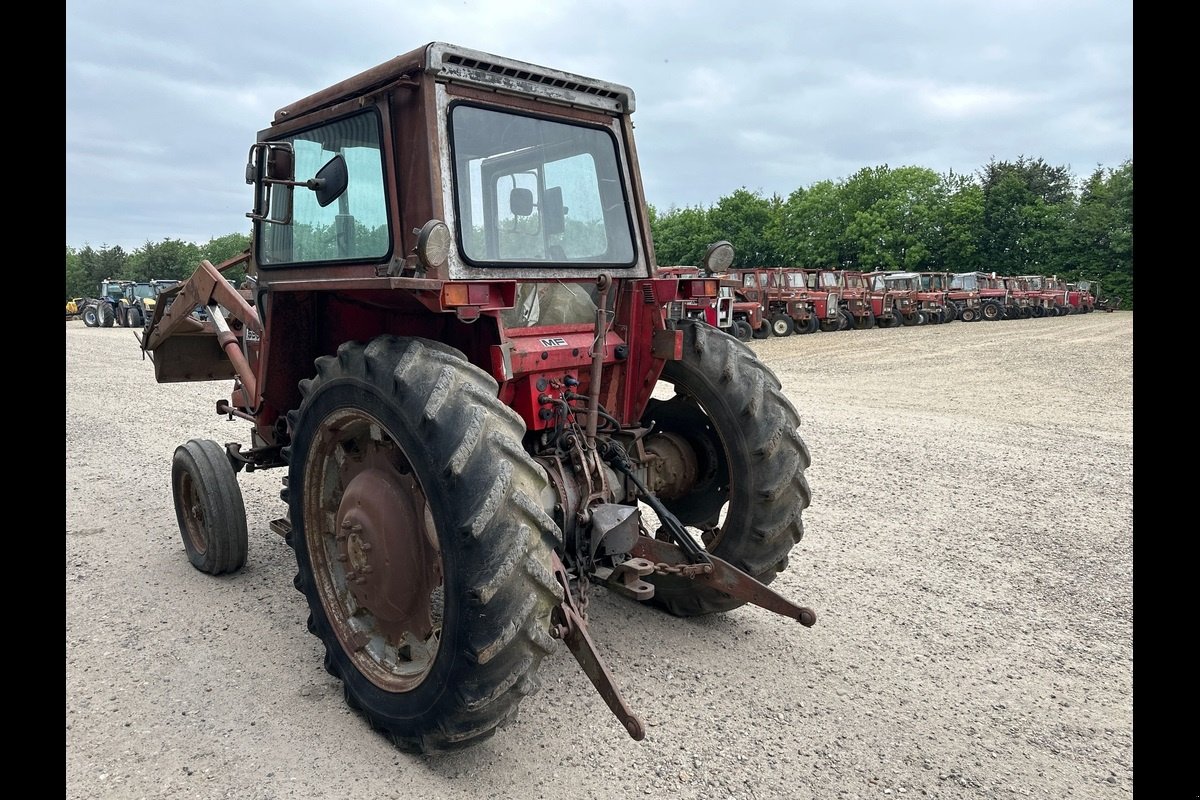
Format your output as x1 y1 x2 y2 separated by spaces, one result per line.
283 336 562 753
640 320 811 616
98 303 115 328
171 439 248 575
981 300 1004 321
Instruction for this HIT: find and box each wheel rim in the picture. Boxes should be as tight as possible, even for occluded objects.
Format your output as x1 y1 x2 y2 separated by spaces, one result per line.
176 470 209 555
305 407 444 692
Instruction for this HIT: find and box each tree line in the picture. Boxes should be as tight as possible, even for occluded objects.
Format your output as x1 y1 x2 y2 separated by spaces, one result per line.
66 156 1133 308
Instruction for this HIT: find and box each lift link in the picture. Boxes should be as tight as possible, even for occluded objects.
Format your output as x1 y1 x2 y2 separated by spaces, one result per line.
548 552 646 741
600 442 818 627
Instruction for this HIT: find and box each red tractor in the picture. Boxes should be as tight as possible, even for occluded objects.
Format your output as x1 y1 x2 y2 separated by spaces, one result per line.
862 270 922 328
953 272 1009 321
869 271 949 325
732 267 831 337
814 269 871 330
1068 279 1118 312
138 42 815 753
659 265 764 341
918 271 980 322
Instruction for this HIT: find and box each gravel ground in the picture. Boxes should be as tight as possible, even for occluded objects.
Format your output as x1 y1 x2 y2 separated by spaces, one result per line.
66 310 1133 799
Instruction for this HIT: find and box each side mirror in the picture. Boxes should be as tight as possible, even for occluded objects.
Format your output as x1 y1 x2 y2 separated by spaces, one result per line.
510 187 534 217
542 186 566 235
313 155 348 208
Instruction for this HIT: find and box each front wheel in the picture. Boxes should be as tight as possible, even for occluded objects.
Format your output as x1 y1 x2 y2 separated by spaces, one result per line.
284 336 562 753
641 320 811 616
769 314 793 337
960 307 978 323
82 304 99 327
171 439 248 575
732 319 753 341
127 306 144 327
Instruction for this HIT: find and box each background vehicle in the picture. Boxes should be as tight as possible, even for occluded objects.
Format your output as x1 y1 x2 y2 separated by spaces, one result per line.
863 270 920 327
659 266 763 341
139 42 815 754
954 272 1008 321
867 271 947 325
918 272 980 322
123 279 181 327
815 269 870 330
733 267 830 337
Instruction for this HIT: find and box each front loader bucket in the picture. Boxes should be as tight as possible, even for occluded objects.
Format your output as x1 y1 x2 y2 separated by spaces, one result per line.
144 331 239 383
139 252 260 391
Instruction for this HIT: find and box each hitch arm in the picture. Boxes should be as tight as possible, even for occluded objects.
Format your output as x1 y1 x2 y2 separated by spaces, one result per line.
630 536 818 627
549 553 646 741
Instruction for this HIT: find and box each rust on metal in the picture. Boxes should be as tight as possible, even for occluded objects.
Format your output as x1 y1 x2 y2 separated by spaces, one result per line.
629 536 818 627
549 553 646 740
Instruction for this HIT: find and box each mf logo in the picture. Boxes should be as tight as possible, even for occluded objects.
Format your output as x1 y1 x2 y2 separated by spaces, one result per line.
539 337 568 347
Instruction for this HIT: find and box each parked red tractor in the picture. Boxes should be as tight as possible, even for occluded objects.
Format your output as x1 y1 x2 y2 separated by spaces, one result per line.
732 267 832 336
918 271 980 322
814 269 871 330
659 265 764 341
138 42 815 753
862 270 923 328
953 272 1009 322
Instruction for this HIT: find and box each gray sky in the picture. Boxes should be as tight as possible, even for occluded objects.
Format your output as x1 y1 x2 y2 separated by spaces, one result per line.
66 0 1132 252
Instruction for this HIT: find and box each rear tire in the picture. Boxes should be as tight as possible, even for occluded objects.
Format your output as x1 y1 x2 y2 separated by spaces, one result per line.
171 439 248 575
981 300 1004 321
283 336 562 753
641 320 811 616
98 303 115 328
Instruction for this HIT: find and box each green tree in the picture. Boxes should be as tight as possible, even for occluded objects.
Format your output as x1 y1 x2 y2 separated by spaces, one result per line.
929 173 986 273
841 166 942 271
126 239 204 282
649 204 720 267
1067 160 1132 307
707 188 782 267
978 157 1075 276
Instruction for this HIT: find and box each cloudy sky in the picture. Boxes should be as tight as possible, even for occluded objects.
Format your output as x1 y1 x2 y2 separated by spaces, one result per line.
66 0 1132 252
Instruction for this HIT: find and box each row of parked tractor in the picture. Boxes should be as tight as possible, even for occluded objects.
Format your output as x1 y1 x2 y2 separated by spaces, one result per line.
66 278 182 329
663 267 1118 341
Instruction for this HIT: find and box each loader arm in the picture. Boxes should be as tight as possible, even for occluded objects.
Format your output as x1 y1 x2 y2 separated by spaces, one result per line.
138 254 262 394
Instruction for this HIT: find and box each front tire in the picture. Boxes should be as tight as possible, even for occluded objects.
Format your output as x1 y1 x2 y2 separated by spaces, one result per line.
171 439 248 575
641 320 811 616
732 319 753 341
769 314 793 337
283 336 562 753
82 304 99 327
128 306 144 327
